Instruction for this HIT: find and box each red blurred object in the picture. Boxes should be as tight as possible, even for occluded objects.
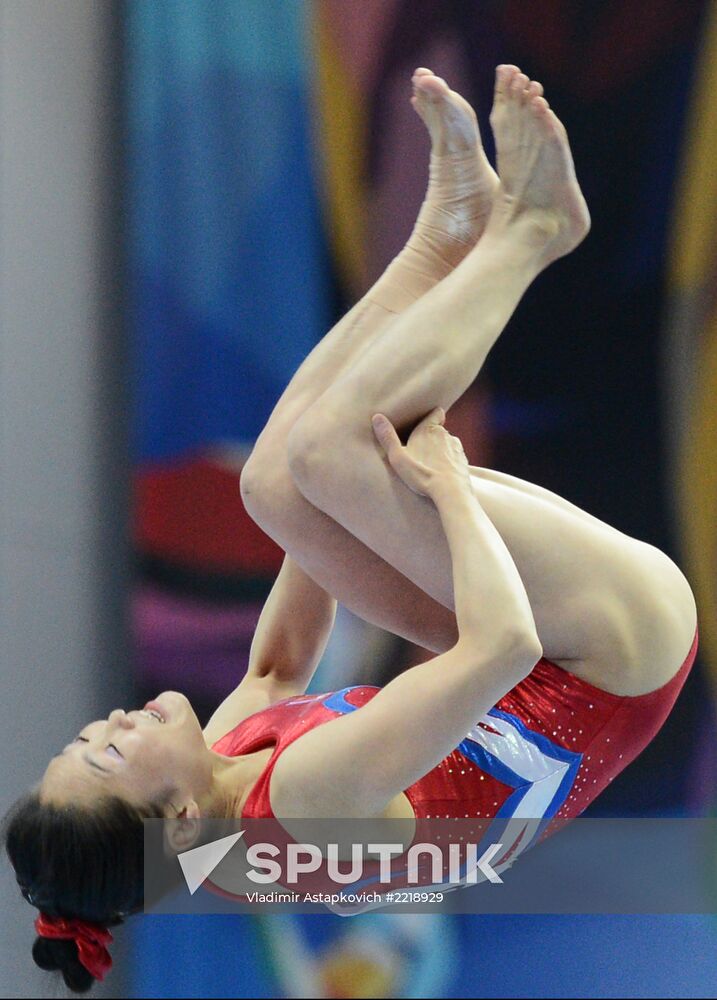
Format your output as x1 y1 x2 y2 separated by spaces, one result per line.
134 454 283 575
134 389 489 580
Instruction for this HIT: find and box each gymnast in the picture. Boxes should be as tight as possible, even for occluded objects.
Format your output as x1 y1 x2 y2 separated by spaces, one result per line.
3 65 698 992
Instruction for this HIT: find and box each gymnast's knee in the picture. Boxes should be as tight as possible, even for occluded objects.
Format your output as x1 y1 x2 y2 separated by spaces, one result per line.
239 445 290 530
239 453 268 524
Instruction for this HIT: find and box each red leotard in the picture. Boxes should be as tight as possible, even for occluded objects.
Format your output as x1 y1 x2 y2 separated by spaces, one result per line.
210 629 697 902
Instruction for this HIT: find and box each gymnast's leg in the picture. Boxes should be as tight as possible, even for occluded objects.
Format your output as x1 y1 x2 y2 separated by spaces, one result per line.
287 66 696 695
241 70 498 651
254 69 498 441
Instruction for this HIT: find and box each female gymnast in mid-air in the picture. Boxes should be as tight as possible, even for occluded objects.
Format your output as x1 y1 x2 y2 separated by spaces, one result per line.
3 65 698 991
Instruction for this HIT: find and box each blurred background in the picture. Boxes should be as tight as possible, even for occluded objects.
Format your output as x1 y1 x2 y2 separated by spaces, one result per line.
2 0 717 996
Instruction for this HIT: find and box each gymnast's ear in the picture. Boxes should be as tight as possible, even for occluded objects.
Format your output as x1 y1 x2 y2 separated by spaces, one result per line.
162 800 201 856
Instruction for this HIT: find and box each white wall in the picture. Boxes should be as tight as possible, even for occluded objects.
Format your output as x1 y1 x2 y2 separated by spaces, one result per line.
0 2 131 996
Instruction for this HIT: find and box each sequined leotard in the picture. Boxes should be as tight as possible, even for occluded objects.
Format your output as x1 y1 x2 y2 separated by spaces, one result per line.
210 629 697 907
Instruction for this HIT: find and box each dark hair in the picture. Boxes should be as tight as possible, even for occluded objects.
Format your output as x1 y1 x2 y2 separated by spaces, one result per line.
2 791 167 993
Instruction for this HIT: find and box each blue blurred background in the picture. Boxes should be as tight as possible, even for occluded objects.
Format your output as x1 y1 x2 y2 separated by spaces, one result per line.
2 0 717 996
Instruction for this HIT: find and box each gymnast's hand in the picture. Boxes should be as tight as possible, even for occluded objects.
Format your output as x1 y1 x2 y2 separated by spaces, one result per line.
371 408 471 499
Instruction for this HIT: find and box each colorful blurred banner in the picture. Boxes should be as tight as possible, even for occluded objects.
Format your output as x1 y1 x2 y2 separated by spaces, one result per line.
126 0 330 463
126 0 326 718
665 0 717 703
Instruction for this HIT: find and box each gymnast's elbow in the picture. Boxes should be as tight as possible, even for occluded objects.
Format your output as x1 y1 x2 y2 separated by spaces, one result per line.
460 622 544 683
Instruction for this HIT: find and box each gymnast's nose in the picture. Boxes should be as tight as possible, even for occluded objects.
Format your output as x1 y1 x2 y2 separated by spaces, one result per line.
107 709 135 731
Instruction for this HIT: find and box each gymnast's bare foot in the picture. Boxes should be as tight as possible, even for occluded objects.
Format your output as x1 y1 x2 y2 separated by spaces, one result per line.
487 65 590 263
408 68 499 264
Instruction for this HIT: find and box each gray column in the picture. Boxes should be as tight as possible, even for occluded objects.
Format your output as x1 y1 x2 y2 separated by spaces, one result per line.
0 2 131 996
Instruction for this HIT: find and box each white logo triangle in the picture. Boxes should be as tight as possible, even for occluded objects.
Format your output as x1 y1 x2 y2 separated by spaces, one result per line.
177 831 245 895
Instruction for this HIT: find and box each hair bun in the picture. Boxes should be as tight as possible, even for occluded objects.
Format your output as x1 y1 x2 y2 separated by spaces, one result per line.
32 936 95 993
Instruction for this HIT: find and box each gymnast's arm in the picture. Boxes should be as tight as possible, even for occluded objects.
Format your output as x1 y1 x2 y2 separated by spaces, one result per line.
270 409 544 818
202 557 336 742
245 556 337 691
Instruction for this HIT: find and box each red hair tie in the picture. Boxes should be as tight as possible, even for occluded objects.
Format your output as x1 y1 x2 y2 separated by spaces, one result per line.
34 913 113 981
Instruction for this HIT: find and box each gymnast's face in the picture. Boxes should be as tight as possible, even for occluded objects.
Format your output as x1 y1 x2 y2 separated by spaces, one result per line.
39 691 212 815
